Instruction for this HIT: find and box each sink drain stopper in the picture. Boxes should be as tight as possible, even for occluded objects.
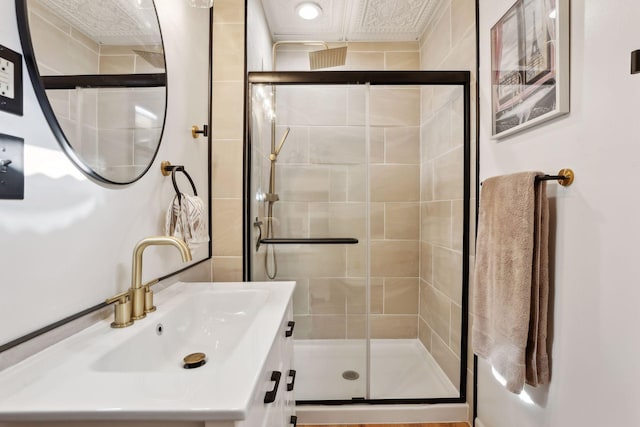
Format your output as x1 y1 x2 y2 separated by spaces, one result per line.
183 352 207 369
342 370 359 380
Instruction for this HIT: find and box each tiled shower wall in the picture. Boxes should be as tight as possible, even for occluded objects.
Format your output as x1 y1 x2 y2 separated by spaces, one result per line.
418 85 465 386
258 7 475 390
265 85 370 339
369 85 422 339
260 43 424 339
94 45 165 180
29 1 165 180
419 0 477 404
210 0 476 411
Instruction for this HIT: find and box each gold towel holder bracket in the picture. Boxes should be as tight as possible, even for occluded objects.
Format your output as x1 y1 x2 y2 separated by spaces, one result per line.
192 124 208 139
160 161 198 199
536 168 575 187
160 160 172 177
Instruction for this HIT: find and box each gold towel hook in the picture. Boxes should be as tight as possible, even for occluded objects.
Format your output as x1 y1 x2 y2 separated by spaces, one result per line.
192 124 208 139
160 160 172 176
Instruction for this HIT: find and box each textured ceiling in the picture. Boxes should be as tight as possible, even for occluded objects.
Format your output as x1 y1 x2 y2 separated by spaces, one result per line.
261 0 444 42
32 0 162 45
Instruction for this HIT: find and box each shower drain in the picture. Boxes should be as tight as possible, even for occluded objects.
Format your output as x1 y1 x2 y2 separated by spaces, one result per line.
342 370 360 380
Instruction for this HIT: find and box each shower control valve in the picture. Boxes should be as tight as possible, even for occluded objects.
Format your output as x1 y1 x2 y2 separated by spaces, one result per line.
254 218 264 252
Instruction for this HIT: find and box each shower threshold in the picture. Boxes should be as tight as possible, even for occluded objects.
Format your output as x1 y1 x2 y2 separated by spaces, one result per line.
294 338 458 401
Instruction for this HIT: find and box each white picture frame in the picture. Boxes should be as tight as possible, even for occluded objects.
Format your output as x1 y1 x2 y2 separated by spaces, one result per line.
490 0 569 139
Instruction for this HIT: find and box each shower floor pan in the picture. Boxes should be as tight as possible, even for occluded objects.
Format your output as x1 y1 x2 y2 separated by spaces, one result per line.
294 338 458 401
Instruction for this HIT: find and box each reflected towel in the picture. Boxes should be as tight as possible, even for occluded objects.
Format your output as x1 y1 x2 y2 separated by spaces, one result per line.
472 172 550 393
165 193 209 249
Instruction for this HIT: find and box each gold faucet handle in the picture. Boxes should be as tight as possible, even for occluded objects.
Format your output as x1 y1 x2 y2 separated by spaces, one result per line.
143 279 159 314
105 290 134 328
105 289 130 305
142 279 160 289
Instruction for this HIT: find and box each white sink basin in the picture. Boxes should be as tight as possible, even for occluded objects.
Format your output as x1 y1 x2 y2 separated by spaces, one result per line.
0 282 295 422
92 289 269 372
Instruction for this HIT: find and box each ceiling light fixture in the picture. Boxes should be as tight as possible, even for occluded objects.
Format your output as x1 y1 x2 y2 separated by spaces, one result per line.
296 2 322 20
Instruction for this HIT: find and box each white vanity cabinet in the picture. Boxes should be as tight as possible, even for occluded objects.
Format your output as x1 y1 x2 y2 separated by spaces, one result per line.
237 301 296 427
282 302 297 427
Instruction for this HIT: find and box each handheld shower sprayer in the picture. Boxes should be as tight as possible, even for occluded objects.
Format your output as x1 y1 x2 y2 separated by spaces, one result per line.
274 127 290 157
264 127 290 280
268 127 290 195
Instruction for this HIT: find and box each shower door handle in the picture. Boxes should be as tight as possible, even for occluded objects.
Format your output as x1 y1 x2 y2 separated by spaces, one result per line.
287 369 296 391
285 321 295 337
264 370 282 404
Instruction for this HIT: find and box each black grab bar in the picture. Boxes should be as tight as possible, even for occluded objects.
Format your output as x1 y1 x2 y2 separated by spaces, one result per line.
260 238 359 245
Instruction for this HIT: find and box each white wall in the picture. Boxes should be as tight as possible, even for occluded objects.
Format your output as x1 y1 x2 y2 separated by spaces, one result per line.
0 2 211 347
477 0 640 426
246 0 273 72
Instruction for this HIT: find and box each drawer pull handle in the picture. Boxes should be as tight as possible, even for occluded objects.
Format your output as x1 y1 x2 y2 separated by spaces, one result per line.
290 415 298 427
264 371 282 403
287 369 297 391
285 321 295 337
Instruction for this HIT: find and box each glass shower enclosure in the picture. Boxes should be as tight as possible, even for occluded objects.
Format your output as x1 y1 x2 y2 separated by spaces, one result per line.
245 71 470 404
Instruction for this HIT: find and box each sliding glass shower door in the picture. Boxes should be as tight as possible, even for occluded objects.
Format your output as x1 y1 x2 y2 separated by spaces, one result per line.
246 72 470 404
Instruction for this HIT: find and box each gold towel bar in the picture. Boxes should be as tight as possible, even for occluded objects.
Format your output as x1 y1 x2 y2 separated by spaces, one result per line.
480 169 575 187
535 168 575 186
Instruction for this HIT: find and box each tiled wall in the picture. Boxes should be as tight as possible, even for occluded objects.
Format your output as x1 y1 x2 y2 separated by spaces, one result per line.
211 0 246 281
418 84 465 388
250 43 423 339
274 42 420 71
418 0 477 405
232 3 476 400
27 1 100 76
257 84 370 339
29 1 98 169
369 85 422 340
29 1 165 180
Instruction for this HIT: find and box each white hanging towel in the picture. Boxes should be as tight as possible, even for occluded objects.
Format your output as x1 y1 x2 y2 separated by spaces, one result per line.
165 193 209 249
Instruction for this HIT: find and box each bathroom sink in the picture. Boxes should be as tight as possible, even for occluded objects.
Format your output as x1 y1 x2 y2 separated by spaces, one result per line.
92 289 269 372
0 281 295 422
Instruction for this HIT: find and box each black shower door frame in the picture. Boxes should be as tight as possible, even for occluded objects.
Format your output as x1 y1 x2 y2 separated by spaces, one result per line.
244 70 471 406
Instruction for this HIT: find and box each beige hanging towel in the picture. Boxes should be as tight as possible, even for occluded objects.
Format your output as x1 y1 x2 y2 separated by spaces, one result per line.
472 171 550 393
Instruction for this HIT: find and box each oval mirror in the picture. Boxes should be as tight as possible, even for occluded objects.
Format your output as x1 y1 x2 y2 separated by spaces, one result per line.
16 0 167 184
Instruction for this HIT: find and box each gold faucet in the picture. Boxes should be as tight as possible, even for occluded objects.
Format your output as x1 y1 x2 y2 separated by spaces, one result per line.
106 236 192 328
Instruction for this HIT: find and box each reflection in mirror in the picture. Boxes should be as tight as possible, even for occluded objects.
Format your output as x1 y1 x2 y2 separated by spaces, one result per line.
2 0 211 353
21 0 167 184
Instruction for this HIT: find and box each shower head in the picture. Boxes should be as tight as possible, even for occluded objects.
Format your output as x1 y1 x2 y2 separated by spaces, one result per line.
272 41 348 71
309 46 348 70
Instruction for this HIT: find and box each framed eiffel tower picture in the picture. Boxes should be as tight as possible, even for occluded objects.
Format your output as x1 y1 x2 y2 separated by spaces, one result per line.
490 0 569 139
